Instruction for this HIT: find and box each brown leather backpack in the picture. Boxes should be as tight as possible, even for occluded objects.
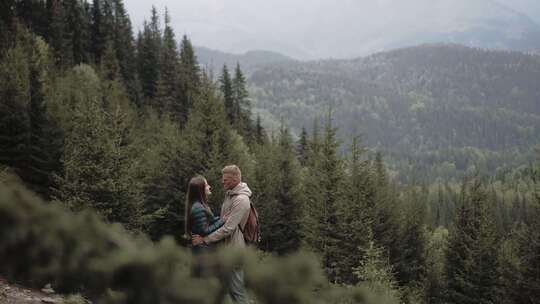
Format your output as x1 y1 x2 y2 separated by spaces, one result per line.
239 202 260 246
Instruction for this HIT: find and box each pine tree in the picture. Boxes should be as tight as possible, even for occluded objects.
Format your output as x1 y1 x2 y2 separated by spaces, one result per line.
301 119 324 255
297 127 309 166
90 0 105 62
334 135 373 284
301 113 344 282
108 0 139 104
425 226 449 304
446 178 501 304
275 126 303 253
251 138 279 251
220 64 235 124
395 185 428 301
184 76 233 176
435 183 445 227
155 8 179 117
52 65 141 230
47 0 70 66
369 152 400 270
101 0 115 45
354 240 401 304
44 0 90 65
24 35 62 199
111 0 135 75
0 0 15 48
177 34 200 124
133 107 186 241
100 40 120 81
64 0 90 64
101 61 142 230
0 33 31 182
254 114 267 145
13 0 49 38
136 6 161 102
374 151 387 188
232 63 252 139
0 27 61 198
90 0 130 68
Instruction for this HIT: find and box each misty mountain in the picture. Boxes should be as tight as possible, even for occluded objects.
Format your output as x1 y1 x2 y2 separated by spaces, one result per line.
494 0 540 24
126 0 540 60
247 44 540 181
194 47 295 73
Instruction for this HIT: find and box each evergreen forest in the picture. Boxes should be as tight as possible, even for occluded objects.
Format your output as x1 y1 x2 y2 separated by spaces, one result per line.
1 1 539 303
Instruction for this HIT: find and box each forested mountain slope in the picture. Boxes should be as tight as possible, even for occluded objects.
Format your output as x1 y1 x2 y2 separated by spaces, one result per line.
195 46 294 72
248 44 540 180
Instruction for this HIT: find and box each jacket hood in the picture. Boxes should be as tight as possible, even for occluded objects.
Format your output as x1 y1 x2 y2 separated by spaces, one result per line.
228 182 252 197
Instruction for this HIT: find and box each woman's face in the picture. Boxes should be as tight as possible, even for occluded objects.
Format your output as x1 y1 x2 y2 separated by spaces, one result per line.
204 180 212 197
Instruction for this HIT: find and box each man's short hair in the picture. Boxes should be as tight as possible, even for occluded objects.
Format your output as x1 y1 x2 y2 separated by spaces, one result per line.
222 165 242 180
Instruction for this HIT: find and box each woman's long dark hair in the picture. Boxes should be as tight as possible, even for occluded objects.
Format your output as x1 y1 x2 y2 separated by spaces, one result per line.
184 176 209 238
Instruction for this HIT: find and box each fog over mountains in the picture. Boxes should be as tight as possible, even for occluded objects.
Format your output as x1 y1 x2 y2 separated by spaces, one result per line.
125 0 540 60
494 0 540 24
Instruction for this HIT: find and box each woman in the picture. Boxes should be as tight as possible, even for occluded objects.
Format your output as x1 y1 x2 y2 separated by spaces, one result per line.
184 176 226 275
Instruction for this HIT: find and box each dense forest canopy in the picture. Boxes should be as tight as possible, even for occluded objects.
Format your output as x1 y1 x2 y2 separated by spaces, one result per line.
1 1 540 304
245 44 540 182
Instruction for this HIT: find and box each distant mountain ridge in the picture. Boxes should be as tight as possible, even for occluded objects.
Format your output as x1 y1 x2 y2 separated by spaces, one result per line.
245 43 540 180
125 0 540 60
195 46 295 73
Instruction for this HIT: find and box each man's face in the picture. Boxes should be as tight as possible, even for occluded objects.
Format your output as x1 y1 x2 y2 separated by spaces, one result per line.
222 173 238 190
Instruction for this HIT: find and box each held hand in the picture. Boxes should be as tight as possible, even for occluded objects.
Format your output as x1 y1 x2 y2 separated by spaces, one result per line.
191 234 204 246
222 212 232 222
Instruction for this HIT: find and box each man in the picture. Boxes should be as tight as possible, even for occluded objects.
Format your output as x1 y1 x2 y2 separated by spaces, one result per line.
193 164 252 304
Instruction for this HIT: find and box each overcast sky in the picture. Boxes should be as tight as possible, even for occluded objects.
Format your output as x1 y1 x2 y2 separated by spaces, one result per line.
123 0 540 59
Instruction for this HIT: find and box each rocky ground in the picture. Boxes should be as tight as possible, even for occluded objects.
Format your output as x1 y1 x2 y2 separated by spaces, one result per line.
0 277 79 304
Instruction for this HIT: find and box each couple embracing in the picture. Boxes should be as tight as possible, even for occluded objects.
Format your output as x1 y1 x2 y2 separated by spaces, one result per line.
184 165 252 304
